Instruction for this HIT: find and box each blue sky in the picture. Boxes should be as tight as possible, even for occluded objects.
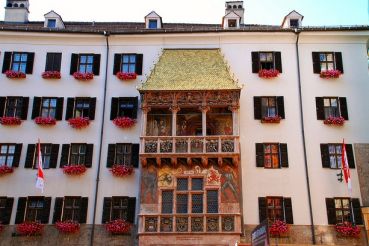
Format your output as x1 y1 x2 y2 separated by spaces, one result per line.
1 0 368 26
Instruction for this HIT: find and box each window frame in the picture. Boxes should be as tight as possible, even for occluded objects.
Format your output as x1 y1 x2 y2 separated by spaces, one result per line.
319 52 336 72
228 19 237 28
33 144 52 169
121 54 137 73
118 98 136 118
323 97 340 118
0 144 16 167
115 143 132 166
333 197 351 224
77 54 94 73
41 97 58 118
74 98 91 118
148 19 158 29
11 52 28 73
266 196 284 222
69 144 87 166
47 19 57 28
328 144 342 169
259 52 275 70
261 97 277 118
263 143 280 169
111 196 129 221
4 97 24 118
61 197 82 222
25 197 45 222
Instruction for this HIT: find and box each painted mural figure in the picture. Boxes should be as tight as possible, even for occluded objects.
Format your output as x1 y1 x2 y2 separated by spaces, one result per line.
221 166 238 201
141 166 158 203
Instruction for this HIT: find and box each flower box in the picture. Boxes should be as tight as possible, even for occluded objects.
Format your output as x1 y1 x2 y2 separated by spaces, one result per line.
116 72 137 80
0 116 22 126
113 117 136 128
323 116 345 126
335 222 361 238
261 115 282 123
68 117 90 129
0 165 14 176
63 165 87 176
269 220 289 237
55 220 80 234
73 72 94 81
42 71 61 79
105 219 131 235
320 69 342 79
111 165 134 177
35 117 56 126
5 70 26 79
16 221 44 236
258 69 280 79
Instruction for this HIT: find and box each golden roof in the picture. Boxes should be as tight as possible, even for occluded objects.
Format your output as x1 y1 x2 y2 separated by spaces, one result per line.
139 49 241 91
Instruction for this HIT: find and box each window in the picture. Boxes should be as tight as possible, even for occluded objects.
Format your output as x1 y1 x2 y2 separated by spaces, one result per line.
41 98 57 118
0 144 21 168
110 97 138 120
24 143 58 169
65 97 96 120
258 197 293 224
261 97 276 117
113 54 143 75
25 198 45 222
115 144 132 165
266 197 284 222
323 97 339 118
320 143 355 169
259 52 274 70
70 53 100 75
62 197 82 221
254 96 285 120
289 19 299 27
0 197 14 225
149 19 158 29
33 144 52 169
161 191 173 214
328 144 342 169
11 52 28 73
251 52 282 73
334 198 351 223
102 196 136 223
70 144 87 165
2 52 34 74
326 198 363 225
15 197 51 224
263 144 280 168
32 97 63 120
53 197 88 223
45 53 62 72
122 54 136 73
207 190 218 213
256 143 288 168
74 98 91 118
228 19 237 27
106 143 139 168
47 19 56 28
60 143 93 167
315 97 348 120
2 97 27 118
78 54 94 73
319 52 335 71
312 52 343 74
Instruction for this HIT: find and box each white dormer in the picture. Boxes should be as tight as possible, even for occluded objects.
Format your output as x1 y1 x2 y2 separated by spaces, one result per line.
222 11 241 29
281 10 303 28
44 10 65 29
145 11 162 29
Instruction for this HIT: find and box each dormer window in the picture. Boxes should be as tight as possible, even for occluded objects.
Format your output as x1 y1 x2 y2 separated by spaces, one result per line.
289 19 299 28
47 19 56 28
43 11 65 29
228 19 237 28
149 20 158 29
145 11 162 29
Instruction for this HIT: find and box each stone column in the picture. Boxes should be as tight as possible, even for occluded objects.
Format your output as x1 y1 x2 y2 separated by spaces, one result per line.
228 105 240 136
199 105 210 136
170 105 180 136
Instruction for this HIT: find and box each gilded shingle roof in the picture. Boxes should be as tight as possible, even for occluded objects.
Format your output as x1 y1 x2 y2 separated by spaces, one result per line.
139 49 241 91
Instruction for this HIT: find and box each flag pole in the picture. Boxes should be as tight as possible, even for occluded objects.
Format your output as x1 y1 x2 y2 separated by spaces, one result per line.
342 138 355 225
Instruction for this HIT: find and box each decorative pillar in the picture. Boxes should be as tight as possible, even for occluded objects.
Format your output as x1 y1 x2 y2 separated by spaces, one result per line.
170 105 180 136
141 105 151 136
228 105 240 136
199 105 210 136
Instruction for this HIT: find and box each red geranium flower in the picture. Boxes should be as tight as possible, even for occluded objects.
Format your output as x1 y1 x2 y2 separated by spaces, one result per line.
0 165 14 176
68 117 90 129
269 220 289 237
42 71 61 79
5 70 26 79
111 165 134 177
16 221 44 236
320 69 342 79
324 116 345 126
0 116 22 125
55 220 80 234
63 165 87 176
258 69 280 79
35 117 56 126
116 72 137 80
261 115 282 123
335 222 361 237
73 72 94 81
105 219 131 235
113 117 136 128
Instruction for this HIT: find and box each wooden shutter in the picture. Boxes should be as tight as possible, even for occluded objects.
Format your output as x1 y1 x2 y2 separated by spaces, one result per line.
93 54 101 75
258 197 267 223
102 197 112 223
41 197 51 224
52 197 64 223
25 52 35 74
135 54 143 75
0 97 6 116
84 144 94 168
251 52 260 73
65 98 75 120
277 97 285 119
345 144 355 168
70 54 78 75
312 52 321 73
60 144 70 167
315 97 325 120
20 97 29 120
12 144 23 167
127 197 136 223
31 97 42 119
113 54 122 75
79 197 88 224
54 97 64 120
279 144 288 168
256 143 264 167
325 198 336 225
253 97 262 120
351 198 363 225
132 144 140 168
334 52 343 73
106 144 116 168
274 52 282 73
15 197 27 224
320 144 330 168
2 52 12 73
88 97 96 120
24 144 35 168
339 97 348 120
45 53 62 72
110 97 118 120
49 144 59 168
132 97 138 119
2 197 14 224
284 198 294 224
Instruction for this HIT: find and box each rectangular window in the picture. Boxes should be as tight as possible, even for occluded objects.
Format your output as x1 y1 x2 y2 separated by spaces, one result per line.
47 19 56 28
74 98 91 118
228 19 237 27
319 52 335 71
0 144 16 167
41 98 57 118
115 144 132 166
118 99 136 118
111 197 129 221
266 197 284 222
323 97 339 118
33 144 52 169
78 55 94 73
70 144 87 165
161 191 173 214
261 97 277 117
289 19 299 27
192 178 203 191
25 198 45 222
11 52 28 73
207 190 218 213
148 19 158 29
328 144 342 169
334 198 351 223
62 197 81 221
259 52 275 70
177 178 188 191
176 194 188 214
121 54 136 73
4 97 24 118
191 194 203 213
45 53 62 72
263 144 280 168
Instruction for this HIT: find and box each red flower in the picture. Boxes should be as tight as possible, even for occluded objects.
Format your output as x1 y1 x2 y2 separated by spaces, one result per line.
73 72 94 81
324 116 345 126
16 221 44 236
258 69 280 79
320 69 342 79
116 72 137 80
0 165 14 176
111 165 134 177
5 70 26 79
113 117 136 128
42 71 61 79
105 219 132 235
335 222 361 237
63 165 87 176
55 220 80 234
269 220 289 237
261 115 282 123
35 116 56 126
68 117 90 129
0 116 22 126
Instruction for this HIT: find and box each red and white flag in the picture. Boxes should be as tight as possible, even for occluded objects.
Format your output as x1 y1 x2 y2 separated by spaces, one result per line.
35 139 45 193
341 139 352 196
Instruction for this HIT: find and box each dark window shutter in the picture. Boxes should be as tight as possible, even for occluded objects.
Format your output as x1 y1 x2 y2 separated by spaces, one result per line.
251 52 260 73
52 197 64 223
0 97 6 116
70 54 78 75
55 97 64 120
110 97 118 120
258 197 267 223
106 144 116 168
279 143 288 168
54 53 62 72
315 97 325 120
274 52 282 73
84 144 93 168
132 97 138 119
79 197 88 224
45 53 62 72
132 144 140 168
65 98 75 120
2 52 12 73
256 143 264 167
339 97 348 120
15 197 27 224
320 144 330 168
113 54 122 75
135 54 143 75
93 54 101 75
284 198 294 224
127 197 136 224
277 96 285 119
345 144 355 168
60 144 70 167
88 97 96 120
12 144 23 167
20 97 29 120
102 197 112 223
334 52 343 73
25 144 36 168
41 197 51 224
25 52 35 74
326 198 336 225
351 198 363 225
312 52 321 74
31 97 41 119
2 197 14 224
253 97 262 120
49 144 59 168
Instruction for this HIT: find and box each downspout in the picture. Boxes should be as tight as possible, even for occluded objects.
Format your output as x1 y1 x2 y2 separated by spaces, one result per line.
90 31 110 246
294 29 316 245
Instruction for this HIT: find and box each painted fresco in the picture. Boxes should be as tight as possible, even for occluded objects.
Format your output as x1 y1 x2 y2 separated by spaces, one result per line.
141 165 158 204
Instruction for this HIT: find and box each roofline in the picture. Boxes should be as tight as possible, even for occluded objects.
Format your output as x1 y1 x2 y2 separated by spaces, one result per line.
138 88 242 93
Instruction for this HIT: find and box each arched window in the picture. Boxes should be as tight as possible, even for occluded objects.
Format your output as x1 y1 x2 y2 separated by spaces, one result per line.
6 3 12 7
13 3 18 7
233 5 237 8
238 5 242 9
227 5 231 9
20 3 25 7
